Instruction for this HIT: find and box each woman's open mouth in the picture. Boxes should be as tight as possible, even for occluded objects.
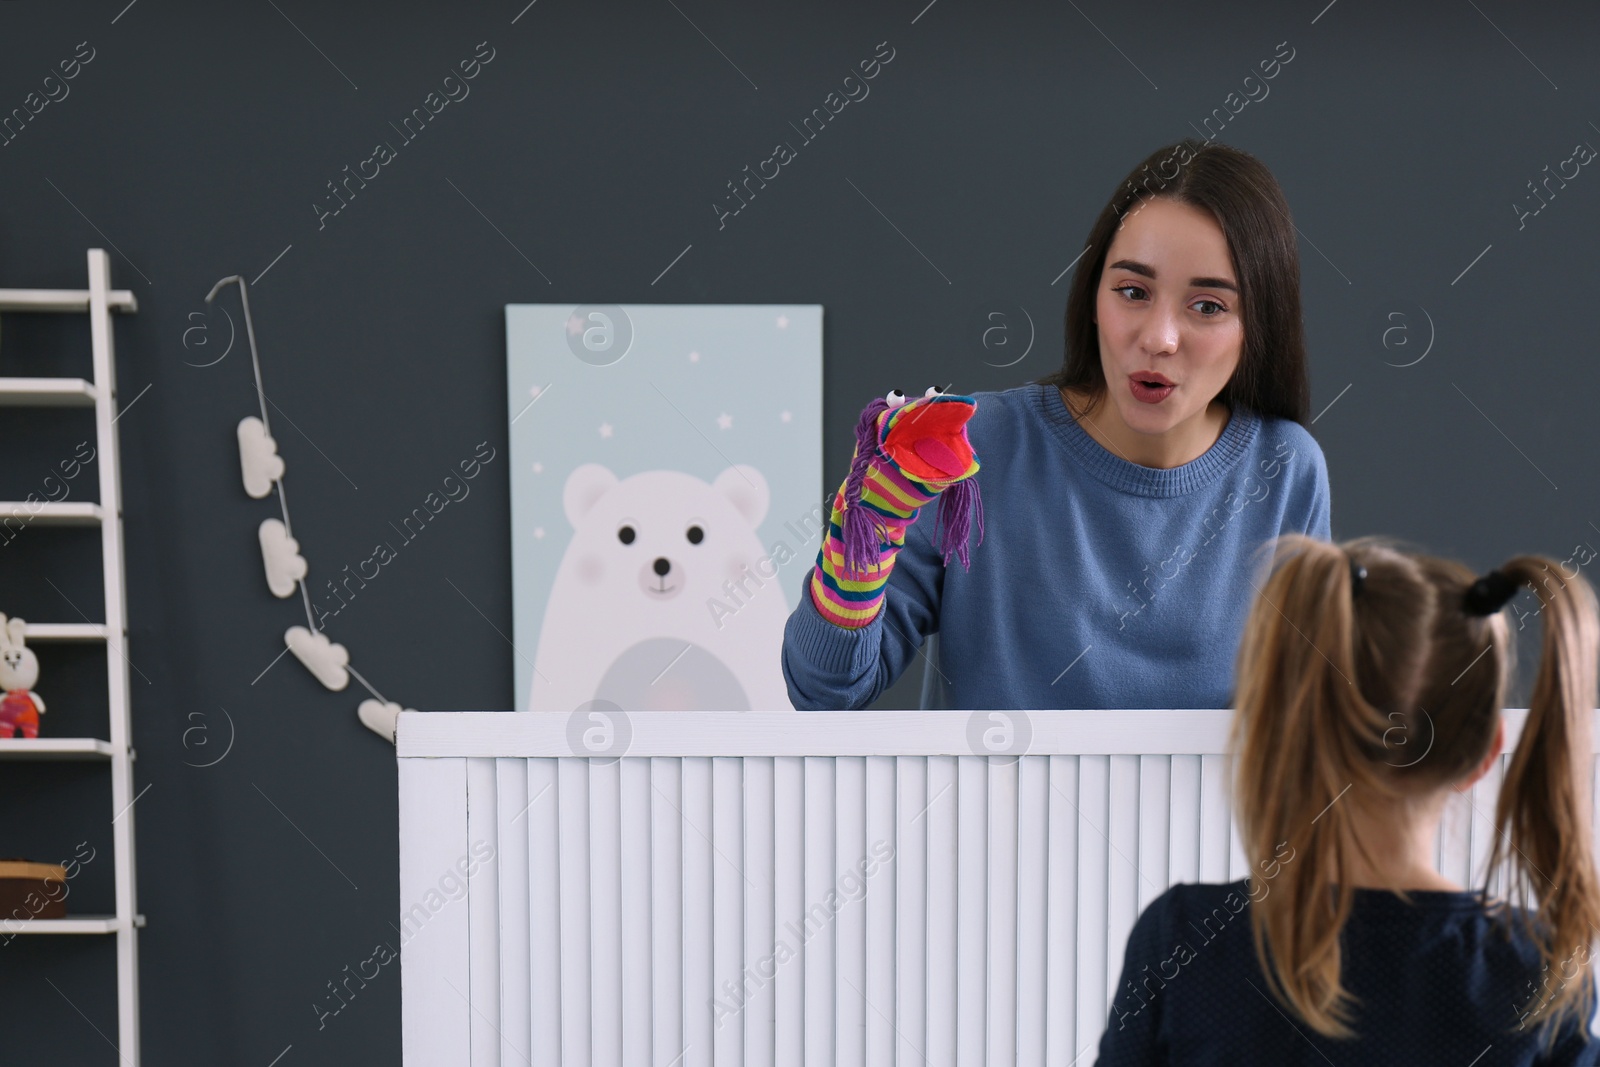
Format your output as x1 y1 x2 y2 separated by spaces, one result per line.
1129 372 1175 404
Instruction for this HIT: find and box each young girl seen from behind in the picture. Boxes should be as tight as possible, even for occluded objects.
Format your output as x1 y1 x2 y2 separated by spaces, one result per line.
1097 534 1600 1065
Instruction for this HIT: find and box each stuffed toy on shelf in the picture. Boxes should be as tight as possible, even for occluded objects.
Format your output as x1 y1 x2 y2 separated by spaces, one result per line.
0 615 46 739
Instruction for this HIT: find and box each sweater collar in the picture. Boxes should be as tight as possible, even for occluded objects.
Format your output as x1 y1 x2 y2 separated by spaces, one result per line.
1031 382 1260 498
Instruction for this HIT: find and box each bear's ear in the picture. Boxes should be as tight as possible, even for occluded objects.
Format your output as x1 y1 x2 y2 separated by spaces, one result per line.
564 463 619 527
713 465 769 527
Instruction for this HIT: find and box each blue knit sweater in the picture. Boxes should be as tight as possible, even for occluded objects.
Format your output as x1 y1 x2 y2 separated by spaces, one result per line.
781 382 1332 710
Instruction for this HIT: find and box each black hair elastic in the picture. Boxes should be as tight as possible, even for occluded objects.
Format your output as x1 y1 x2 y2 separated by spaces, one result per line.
1463 569 1520 616
1349 556 1367 598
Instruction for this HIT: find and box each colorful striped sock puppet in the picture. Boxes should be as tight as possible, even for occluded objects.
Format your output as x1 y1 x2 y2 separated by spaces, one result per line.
808 387 983 628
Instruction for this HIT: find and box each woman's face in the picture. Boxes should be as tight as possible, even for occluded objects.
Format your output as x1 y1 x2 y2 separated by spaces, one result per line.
1092 196 1244 438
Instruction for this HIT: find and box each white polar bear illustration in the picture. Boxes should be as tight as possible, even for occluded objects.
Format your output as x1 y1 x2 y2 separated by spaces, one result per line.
528 463 796 712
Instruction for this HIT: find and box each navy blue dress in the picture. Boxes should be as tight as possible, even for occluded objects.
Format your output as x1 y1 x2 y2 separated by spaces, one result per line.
1095 880 1599 1066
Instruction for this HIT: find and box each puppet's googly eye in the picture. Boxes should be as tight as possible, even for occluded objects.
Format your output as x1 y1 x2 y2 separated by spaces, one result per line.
885 389 907 407
924 385 943 398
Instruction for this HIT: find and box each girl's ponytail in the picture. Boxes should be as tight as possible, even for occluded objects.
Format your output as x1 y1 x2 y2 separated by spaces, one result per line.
1484 556 1600 1047
1229 534 1433 1038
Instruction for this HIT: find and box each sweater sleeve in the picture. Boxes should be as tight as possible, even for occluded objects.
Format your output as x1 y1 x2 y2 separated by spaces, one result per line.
781 511 944 710
1094 889 1172 1067
1305 443 1331 541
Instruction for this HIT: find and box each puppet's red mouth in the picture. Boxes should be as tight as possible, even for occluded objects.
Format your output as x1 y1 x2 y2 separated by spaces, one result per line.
882 397 976 482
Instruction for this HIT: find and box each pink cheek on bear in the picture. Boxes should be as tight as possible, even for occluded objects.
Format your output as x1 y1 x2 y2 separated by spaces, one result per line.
576 554 605 586
725 555 754 584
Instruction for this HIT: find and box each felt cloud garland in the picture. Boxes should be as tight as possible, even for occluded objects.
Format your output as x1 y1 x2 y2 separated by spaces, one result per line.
206 274 415 743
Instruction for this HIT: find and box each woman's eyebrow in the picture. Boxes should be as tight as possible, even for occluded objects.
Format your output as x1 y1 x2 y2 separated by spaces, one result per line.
1108 258 1239 294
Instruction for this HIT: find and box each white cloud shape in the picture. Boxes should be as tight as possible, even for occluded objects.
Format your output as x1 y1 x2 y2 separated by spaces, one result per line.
357 698 413 744
286 625 348 691
258 518 308 598
237 416 285 499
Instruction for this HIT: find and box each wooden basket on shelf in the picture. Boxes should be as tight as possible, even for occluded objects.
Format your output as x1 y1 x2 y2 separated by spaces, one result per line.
0 860 68 920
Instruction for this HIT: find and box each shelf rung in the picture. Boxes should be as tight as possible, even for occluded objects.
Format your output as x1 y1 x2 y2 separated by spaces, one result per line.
22 622 110 642
0 738 114 760
0 288 137 313
0 377 97 407
1 915 120 934
0 501 101 525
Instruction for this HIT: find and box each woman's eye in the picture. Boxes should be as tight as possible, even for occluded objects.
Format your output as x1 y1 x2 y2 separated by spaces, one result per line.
617 525 636 545
1193 299 1228 316
1112 284 1146 302
686 525 704 544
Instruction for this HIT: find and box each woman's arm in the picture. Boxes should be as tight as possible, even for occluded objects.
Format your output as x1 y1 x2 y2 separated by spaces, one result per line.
1305 442 1331 540
781 389 980 710
781 515 944 710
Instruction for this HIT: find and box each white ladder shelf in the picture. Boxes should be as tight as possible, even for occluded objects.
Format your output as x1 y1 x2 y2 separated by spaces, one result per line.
0 249 142 1065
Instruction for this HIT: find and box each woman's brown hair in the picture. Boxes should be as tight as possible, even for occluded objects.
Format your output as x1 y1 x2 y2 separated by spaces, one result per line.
1033 137 1311 425
1230 533 1600 1049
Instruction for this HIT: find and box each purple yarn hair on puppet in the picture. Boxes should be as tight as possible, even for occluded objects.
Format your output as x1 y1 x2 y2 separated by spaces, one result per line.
840 394 893 576
934 474 984 570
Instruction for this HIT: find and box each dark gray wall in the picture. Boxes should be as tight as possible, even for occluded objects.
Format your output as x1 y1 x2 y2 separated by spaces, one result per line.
1 0 1596 1062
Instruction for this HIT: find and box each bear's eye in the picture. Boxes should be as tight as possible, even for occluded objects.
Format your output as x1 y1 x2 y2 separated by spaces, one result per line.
617 525 636 545
686 525 704 545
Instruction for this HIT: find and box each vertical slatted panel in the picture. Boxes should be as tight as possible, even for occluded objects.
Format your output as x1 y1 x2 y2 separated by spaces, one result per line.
744 757 776 1067
835 757 866 1067
1137 756 1170 914
399 757 471 1066
558 758 593 1067
925 754 958 1067
712 757 746 1065
1168 756 1201 885
1074 756 1108 1047
467 759 503 1067
894 756 928 1067
1228 824 1249 882
864 756 896 1067
589 759 623 1067
1197 755 1231 883
413 719 1600 1067
682 757 715 1067
1105 755 1139 1015
773 757 804 1067
956 756 989 1065
496 758 532 1067
1489 754 1511 901
987 757 1019 1067
803 757 836 1066
528 759 561 1067
1014 756 1049 1067
1045 755 1080 1067
1226 757 1249 883
652 758 685 1067
619 758 653 1067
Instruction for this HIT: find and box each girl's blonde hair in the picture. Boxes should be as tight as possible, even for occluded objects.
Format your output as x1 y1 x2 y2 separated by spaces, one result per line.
1230 533 1600 1048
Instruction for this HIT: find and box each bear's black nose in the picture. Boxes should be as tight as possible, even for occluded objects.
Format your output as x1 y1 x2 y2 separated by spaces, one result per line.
653 557 671 576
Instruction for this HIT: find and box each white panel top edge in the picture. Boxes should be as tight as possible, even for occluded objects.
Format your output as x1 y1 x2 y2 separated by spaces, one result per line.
394 709 1541 759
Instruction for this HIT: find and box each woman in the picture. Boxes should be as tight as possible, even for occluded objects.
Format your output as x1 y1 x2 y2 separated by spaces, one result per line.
782 137 1332 710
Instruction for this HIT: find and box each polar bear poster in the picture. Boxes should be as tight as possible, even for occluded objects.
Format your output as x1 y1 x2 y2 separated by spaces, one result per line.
506 304 822 714
528 463 793 711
